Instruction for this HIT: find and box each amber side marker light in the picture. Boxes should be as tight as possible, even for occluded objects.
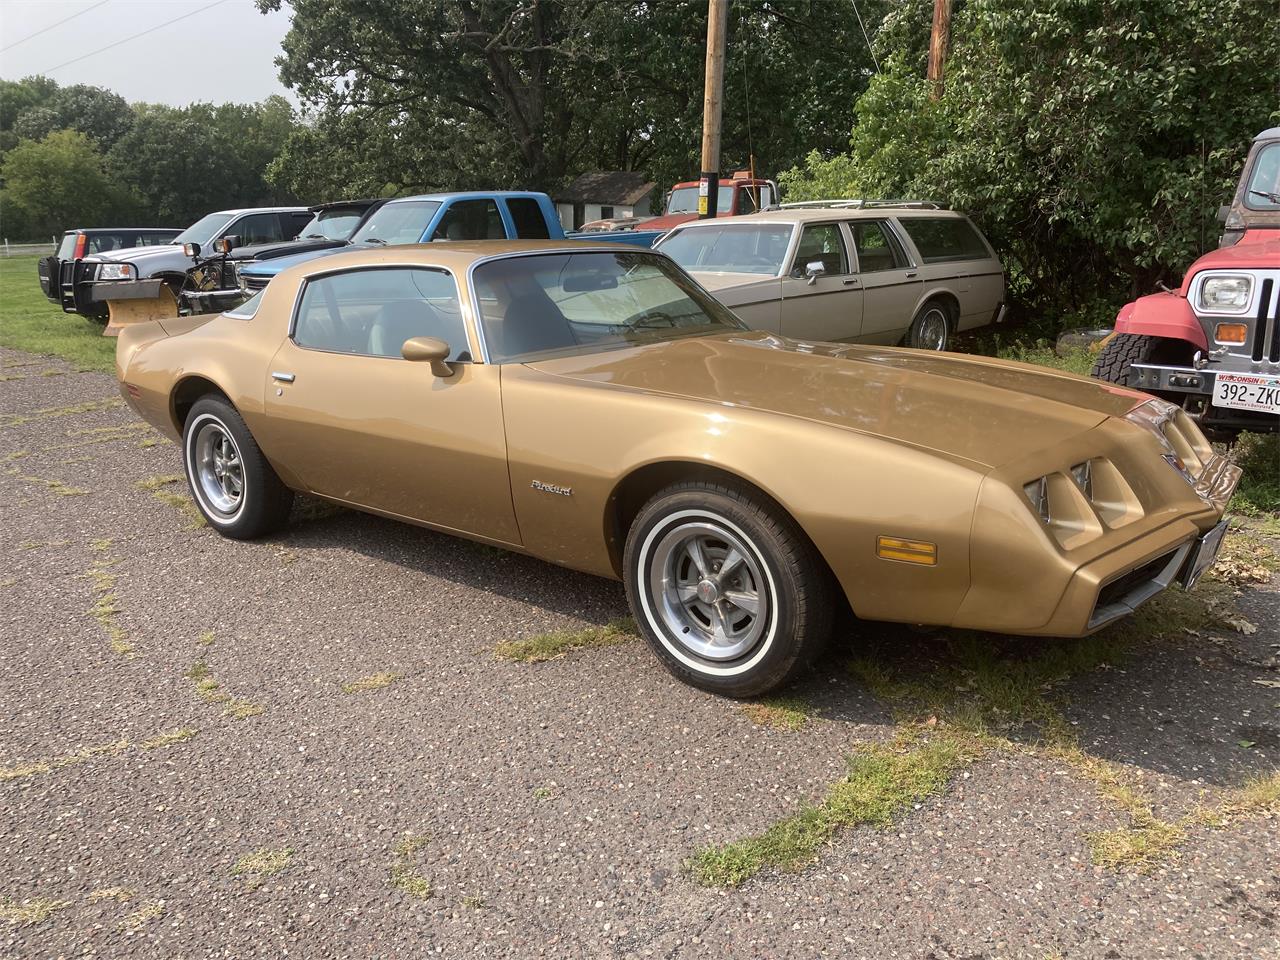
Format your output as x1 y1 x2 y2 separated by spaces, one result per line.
876 536 937 565
1215 322 1247 344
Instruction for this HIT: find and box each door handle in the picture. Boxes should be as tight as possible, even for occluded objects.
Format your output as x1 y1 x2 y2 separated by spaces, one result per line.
842 277 859 285
905 271 918 278
271 371 295 383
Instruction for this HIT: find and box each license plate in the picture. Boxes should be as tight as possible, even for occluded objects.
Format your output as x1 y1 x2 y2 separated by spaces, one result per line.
1179 520 1228 590
1212 371 1280 414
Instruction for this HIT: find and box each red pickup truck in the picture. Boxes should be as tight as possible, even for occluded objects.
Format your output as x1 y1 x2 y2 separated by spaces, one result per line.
1092 127 1280 438
644 171 778 231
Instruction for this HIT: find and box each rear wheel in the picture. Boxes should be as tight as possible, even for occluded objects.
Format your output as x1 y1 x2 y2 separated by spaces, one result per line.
906 299 952 351
623 480 833 698
182 396 293 539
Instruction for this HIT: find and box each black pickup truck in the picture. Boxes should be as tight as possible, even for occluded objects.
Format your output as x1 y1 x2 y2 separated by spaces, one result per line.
184 198 387 313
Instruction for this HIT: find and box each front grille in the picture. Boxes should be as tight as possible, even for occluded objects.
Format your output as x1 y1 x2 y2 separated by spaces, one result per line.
243 276 269 292
1095 549 1178 610
1253 276 1279 362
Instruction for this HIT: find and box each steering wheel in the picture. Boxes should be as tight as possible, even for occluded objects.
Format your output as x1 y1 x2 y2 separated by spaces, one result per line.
629 310 676 330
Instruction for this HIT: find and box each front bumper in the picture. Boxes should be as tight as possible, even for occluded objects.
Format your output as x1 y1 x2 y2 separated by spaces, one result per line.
1131 362 1279 432
954 415 1241 638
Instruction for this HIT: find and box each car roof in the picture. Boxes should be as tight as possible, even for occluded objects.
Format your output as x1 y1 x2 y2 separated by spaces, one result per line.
382 191 548 204
310 198 385 212
210 206 311 216
1254 127 1280 142
65 227 182 234
272 240 658 282
667 207 970 229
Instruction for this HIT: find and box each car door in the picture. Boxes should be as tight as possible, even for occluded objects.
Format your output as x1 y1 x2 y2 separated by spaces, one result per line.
259 264 520 545
849 219 924 344
428 198 508 241
779 221 863 342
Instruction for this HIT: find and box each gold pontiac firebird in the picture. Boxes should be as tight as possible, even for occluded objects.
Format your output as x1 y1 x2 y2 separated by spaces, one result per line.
116 241 1240 696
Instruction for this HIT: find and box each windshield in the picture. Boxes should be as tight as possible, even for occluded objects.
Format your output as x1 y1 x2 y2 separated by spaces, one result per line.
1244 142 1280 209
666 185 734 215
350 200 441 244
301 206 367 240
174 213 235 247
473 251 746 363
658 223 792 275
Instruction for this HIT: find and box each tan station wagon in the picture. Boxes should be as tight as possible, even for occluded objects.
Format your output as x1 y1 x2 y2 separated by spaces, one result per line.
115 241 1236 697
654 203 1005 350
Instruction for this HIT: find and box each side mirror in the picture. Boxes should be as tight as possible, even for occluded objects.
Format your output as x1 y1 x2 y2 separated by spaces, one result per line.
183 242 201 258
1216 205 1230 224
214 235 239 254
401 336 455 378
804 260 825 285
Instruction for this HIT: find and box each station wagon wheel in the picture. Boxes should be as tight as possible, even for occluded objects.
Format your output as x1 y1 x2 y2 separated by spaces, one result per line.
182 395 293 540
624 480 834 698
906 300 951 351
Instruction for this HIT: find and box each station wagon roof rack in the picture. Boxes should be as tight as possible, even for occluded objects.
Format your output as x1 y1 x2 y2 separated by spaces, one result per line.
774 199 949 210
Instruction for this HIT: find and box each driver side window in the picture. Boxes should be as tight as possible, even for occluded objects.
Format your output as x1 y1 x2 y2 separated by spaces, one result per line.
293 267 470 361
792 223 848 276
232 214 284 246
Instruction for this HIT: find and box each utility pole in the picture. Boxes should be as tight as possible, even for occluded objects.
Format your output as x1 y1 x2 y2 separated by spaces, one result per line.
926 0 952 100
698 0 729 218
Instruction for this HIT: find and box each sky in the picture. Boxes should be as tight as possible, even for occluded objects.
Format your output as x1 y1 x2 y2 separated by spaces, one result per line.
0 0 297 106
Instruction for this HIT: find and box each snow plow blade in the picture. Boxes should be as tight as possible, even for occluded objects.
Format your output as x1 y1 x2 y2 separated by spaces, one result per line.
103 282 179 337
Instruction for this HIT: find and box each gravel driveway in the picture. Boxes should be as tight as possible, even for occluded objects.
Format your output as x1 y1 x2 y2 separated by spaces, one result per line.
2 346 1277 959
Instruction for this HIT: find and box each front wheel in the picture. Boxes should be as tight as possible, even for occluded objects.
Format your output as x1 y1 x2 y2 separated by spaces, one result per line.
182 395 293 539
623 481 834 697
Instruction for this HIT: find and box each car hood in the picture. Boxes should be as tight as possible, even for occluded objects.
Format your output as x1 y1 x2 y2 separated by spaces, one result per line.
238 245 350 277
89 243 186 265
527 332 1149 469
688 271 779 292
229 238 349 262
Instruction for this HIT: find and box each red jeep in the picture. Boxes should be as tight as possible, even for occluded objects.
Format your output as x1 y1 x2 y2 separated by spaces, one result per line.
1093 127 1280 438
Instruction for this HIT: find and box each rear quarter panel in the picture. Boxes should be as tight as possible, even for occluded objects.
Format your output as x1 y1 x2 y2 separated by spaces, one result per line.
500 364 985 626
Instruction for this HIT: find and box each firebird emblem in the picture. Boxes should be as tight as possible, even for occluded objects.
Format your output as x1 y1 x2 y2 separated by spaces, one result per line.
531 480 573 497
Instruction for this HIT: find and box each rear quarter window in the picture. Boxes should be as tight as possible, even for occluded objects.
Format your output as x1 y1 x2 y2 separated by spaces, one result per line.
507 198 551 239
899 217 991 263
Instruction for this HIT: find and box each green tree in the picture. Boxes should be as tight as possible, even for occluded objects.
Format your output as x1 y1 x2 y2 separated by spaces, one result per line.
0 130 136 240
12 83 135 149
782 0 1280 327
106 99 299 225
258 0 885 201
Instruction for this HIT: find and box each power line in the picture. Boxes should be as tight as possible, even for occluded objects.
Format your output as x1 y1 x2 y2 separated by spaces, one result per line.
38 0 231 75
1 0 112 54
850 0 880 74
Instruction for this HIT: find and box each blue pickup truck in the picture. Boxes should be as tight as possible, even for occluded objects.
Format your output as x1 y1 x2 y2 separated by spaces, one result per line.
236 191 663 295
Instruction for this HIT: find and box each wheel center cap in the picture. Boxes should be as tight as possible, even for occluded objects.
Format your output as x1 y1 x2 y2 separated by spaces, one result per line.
696 579 720 604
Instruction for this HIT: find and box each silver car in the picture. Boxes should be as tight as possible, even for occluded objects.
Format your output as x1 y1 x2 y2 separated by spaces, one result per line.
653 202 1005 350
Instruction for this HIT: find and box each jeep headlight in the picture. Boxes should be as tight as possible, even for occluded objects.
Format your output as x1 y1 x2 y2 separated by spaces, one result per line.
1198 275 1251 312
98 263 135 281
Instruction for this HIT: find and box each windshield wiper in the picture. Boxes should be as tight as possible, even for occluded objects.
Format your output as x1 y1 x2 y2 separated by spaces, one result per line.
362 237 388 245
303 233 327 239
1250 189 1280 204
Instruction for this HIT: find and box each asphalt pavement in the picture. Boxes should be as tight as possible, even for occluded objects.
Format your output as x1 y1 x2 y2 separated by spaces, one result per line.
2 346 1277 959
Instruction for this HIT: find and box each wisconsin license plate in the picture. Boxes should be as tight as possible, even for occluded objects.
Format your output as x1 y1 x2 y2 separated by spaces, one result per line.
1212 371 1280 414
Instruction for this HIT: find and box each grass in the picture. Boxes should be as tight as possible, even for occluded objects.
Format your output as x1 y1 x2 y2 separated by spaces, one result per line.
87 552 134 656
1 396 123 428
19 474 89 496
340 671 403 694
0 896 71 927
991 341 1096 375
690 727 976 887
87 887 135 903
739 695 815 731
232 848 293 887
186 660 263 720
389 834 433 900
122 899 164 932
1228 432 1280 517
495 617 636 663
0 255 115 372
0 727 192 783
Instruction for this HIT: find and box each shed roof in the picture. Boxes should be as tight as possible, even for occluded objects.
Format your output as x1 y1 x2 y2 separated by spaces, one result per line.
556 171 656 206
